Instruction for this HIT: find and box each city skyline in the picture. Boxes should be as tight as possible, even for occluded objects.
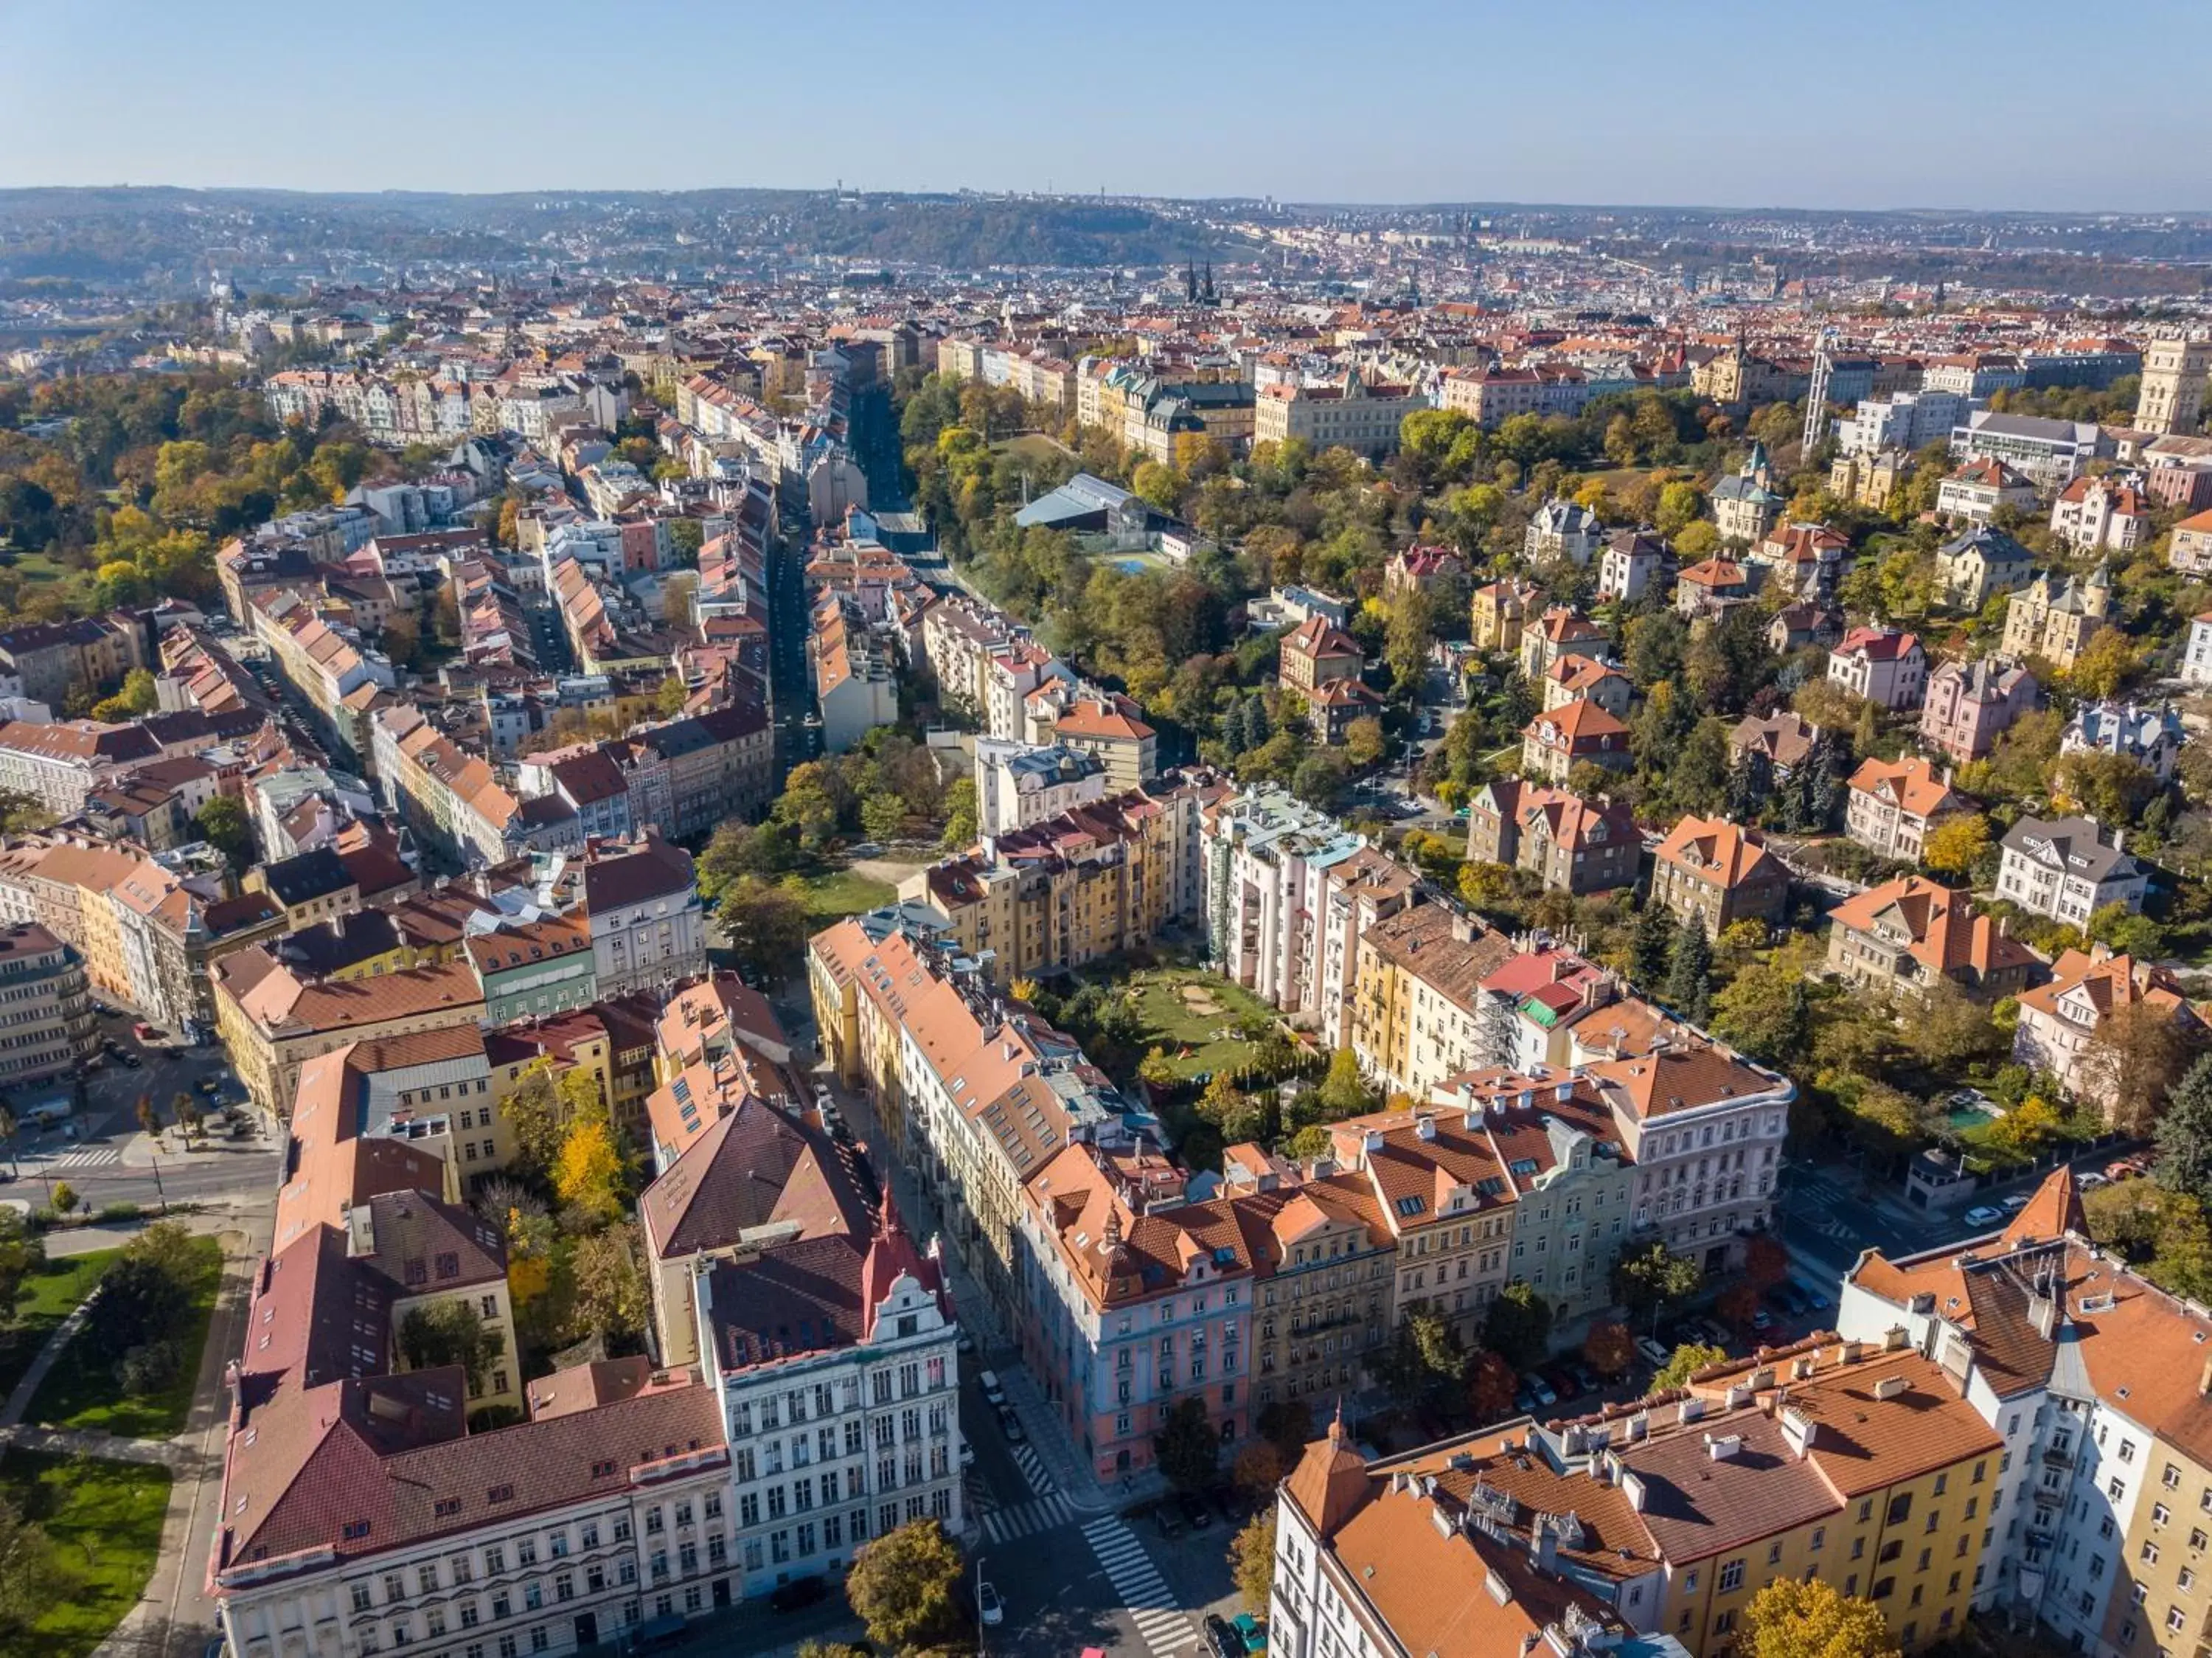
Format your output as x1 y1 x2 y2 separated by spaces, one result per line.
5 0 2211 212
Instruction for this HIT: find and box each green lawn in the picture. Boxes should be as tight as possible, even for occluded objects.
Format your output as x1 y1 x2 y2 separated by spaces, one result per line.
0 1449 171 1658
990 431 1074 468
0 1250 119 1407
793 866 898 923
1119 965 1285 1081
29 1236 222 1440
0 549 70 587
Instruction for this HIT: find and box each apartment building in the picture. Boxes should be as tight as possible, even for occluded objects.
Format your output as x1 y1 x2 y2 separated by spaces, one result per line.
1216 1158 1397 1412
1597 530 1667 603
974 738 1107 834
632 703 775 835
2171 509 2212 576
1278 616 1365 698
1347 901 1517 1103
1845 755 1965 863
249 587 397 769
374 705 578 873
1472 577 1540 652
1520 699 1632 785
1935 457 2039 526
2013 946 2197 1113
1587 1041 1792 1275
212 947 486 1115
811 594 899 755
1827 627 1927 712
0 923 95 1082
1524 499 1604 566
1033 691 1158 792
1465 780 1639 896
0 617 140 708
2003 566 2112 671
1823 877 2038 1005
692 1170 964 1598
1839 1170 2212 1644
573 833 706 1001
1273 1338 1995 1658
2061 701 2185 784
1017 1141 1254 1480
1441 364 1592 428
2186 612 2212 687
1711 443 1787 544
1523 608 1611 680
1649 816 1787 935
1253 371 1424 459
922 594 1025 722
1203 786 1373 1034
0 718 161 816
1919 657 2037 765
901 780 1208 986
2051 476 2150 553
1935 524 2036 608
1540 656 1632 720
1996 814 2146 925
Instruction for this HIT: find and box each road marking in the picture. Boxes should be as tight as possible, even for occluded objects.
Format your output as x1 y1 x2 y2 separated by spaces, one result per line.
982 1491 1075 1543
1080 1517 1196 1658
27 1148 120 1170
1009 1439 1057 1496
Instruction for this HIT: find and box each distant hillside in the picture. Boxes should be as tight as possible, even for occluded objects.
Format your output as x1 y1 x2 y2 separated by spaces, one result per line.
0 187 1253 285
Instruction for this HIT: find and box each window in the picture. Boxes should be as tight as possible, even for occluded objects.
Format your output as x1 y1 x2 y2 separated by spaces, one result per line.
1719 1560 1745 1593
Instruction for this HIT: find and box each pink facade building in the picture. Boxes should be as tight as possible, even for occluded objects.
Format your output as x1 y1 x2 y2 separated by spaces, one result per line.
1918 657 2037 764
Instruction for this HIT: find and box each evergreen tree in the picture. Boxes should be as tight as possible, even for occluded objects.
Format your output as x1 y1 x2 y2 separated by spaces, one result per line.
1220 699 1248 755
1245 695 1272 747
1725 748 1772 824
1631 900 1677 987
2156 1054 2212 1206
1666 916 1714 1021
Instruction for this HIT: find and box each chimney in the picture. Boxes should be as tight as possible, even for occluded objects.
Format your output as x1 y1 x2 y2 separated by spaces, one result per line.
2199 1357 2212 1398
1874 1374 1910 1402
1415 1114 1438 1142
1362 1128 1385 1154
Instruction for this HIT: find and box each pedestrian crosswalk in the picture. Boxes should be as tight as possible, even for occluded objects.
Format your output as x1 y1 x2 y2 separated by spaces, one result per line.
1009 1437 1057 1496
982 1490 1076 1544
1082 1516 1196 1658
26 1147 119 1172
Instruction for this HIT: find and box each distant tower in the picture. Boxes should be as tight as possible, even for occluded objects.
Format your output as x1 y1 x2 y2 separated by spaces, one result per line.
1201 262 1217 305
1185 261 1198 305
1802 326 1838 456
2136 338 2212 436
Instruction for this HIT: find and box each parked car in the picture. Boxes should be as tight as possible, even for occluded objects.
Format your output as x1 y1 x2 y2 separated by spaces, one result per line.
1543 1366 1582 1403
1525 1375 1557 1408
1154 1502 1183 1539
1961 1204 2006 1227
768 1577 827 1613
959 1440 975 1469
131 1022 159 1043
995 1406 1023 1442
956 1333 976 1355
1635 1336 1669 1368
1999 1193 2031 1214
1568 1362 1599 1395
1179 1490 1213 1531
978 1369 1006 1406
2106 1156 2147 1182
1206 1615 1245 1658
2079 1172 2110 1190
1233 1613 1269 1654
978 1582 1004 1628
1750 1308 1773 1333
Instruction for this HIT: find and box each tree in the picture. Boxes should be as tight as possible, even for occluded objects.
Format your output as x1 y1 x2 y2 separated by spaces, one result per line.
2156 1054 2212 1204
193 794 254 873
846 1519 965 1654
1312 1047 1375 1123
1481 1282 1553 1370
499 1063 569 1177
0 1212 38 1319
861 791 906 843
1665 915 1713 1024
717 878 811 985
553 1118 624 1224
1466 1350 1519 1421
0 1494 58 1635
1344 717 1386 769
1630 901 1677 986
2082 999 2205 1135
1584 1321 1636 1379
396 1299 500 1392
659 571 698 628
1229 1510 1276 1615
1740 1575 1899 1658
1154 1395 1222 1490
135 1095 159 1140
1614 1242 1701 1329
83 1220 196 1360
565 1224 650 1345
1715 1282 1763 1333
1231 1438 1285 1496
48 1182 74 1219
1377 1308 1465 1407
1744 1232 1790 1290
939 777 978 850
1921 813 1990 877
653 673 689 718
1652 1342 1728 1391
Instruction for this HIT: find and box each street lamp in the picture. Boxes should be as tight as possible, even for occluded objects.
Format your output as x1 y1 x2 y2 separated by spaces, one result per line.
975 1554 987 1656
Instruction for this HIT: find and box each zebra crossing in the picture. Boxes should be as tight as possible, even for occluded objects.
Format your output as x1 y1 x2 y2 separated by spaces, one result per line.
981 1490 1076 1544
24 1147 119 1172
1009 1437 1057 1496
1082 1516 1196 1658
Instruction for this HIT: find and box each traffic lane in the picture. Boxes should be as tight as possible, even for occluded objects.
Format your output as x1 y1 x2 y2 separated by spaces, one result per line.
961 1368 1034 1509
989 1547 1126 1658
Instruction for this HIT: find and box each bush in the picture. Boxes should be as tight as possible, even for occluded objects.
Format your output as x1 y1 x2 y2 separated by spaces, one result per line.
96 1203 142 1225
116 1338 179 1398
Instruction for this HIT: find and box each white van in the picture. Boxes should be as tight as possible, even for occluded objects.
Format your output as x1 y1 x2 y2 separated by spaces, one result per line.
977 1369 1006 1406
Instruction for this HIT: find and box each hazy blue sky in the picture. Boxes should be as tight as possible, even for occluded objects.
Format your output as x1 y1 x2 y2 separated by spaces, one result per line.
2 0 2206 211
